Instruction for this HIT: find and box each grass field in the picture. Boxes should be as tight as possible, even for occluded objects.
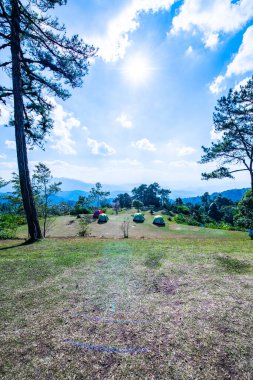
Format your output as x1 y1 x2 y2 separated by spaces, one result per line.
0 227 252 379
16 211 250 240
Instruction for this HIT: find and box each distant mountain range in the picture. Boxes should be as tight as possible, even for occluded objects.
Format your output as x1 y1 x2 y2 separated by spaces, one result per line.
0 177 250 205
182 188 250 204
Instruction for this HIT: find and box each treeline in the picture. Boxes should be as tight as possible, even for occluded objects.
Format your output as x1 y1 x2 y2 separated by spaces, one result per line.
1 172 253 239
167 192 253 232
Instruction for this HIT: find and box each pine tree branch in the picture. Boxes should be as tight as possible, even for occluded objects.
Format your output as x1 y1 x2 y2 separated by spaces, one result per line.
0 61 12 67
0 2 11 27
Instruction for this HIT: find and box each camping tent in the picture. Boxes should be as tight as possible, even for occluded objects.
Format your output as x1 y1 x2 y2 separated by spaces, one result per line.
153 215 165 226
93 209 103 218
133 213 145 223
98 213 109 223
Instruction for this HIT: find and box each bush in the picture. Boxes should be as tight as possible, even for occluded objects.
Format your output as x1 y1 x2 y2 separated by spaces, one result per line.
174 214 187 224
205 222 241 231
0 214 25 239
187 217 201 226
235 190 253 229
70 207 92 215
176 205 190 215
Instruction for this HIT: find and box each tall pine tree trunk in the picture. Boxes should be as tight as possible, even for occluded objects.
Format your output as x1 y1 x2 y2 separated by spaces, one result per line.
10 0 42 241
250 160 253 193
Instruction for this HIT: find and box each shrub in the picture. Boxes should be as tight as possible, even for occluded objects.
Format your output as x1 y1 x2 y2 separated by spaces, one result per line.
0 214 25 239
78 216 91 237
187 217 201 226
176 205 190 215
70 207 92 215
174 214 187 224
235 191 253 230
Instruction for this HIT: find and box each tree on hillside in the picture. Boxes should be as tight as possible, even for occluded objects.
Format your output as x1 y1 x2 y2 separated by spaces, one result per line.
132 183 171 207
200 77 253 192
0 0 96 240
175 197 183 206
89 183 110 208
235 190 253 230
132 200 143 212
159 188 171 206
32 163 61 237
145 182 161 207
132 184 148 205
201 192 211 210
74 195 90 214
208 202 222 222
115 193 132 209
0 178 8 189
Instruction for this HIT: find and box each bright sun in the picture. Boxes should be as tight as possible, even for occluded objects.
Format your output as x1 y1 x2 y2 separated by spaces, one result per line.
122 56 152 85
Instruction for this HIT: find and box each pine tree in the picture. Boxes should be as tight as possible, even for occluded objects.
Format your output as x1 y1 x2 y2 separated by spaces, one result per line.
0 0 96 240
32 163 61 237
200 77 253 192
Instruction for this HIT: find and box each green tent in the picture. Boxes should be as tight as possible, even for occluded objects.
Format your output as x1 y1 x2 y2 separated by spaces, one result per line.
153 215 165 226
98 213 109 223
133 213 145 223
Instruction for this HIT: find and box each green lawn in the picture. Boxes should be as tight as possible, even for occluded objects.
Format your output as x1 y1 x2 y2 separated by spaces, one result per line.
0 236 252 379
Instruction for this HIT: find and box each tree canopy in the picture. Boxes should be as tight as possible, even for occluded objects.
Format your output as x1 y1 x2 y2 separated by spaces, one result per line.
32 163 61 237
132 183 171 207
0 0 96 240
89 182 110 208
0 0 96 145
200 76 253 191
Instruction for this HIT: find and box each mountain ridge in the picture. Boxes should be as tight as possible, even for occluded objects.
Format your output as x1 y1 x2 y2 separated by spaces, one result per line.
0 180 250 205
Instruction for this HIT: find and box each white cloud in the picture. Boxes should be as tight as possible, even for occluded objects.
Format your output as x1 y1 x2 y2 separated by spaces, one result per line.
110 158 141 166
0 154 7 159
152 159 164 164
87 138 116 156
177 146 196 156
116 113 133 128
210 25 253 93
209 75 226 94
92 0 175 62
131 138 156 151
0 106 10 126
171 0 253 49
185 45 193 55
5 140 16 150
204 32 219 49
167 142 196 156
0 161 17 169
168 160 198 168
82 126 89 133
48 98 85 155
234 76 252 91
226 25 253 77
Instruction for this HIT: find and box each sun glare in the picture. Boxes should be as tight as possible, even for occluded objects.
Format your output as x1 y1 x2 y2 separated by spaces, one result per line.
122 56 153 85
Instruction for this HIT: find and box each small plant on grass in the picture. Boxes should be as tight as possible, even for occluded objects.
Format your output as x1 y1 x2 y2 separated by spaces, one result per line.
78 216 91 237
121 217 130 238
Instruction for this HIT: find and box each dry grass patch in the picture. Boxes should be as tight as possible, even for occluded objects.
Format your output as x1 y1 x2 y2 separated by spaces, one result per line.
0 238 252 379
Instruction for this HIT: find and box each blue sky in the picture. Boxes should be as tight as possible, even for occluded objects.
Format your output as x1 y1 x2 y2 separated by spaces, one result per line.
1 0 253 192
